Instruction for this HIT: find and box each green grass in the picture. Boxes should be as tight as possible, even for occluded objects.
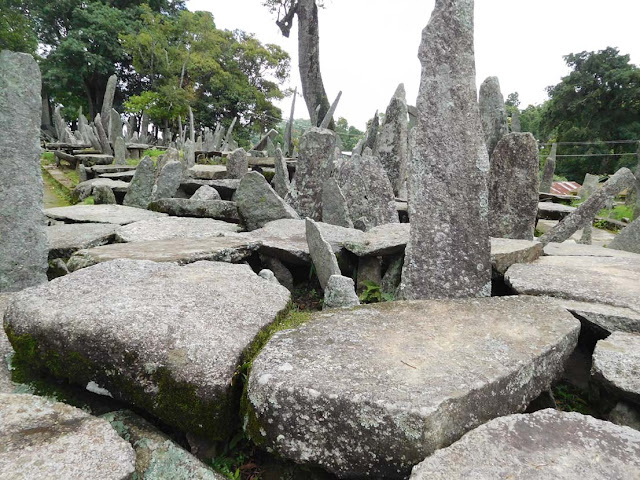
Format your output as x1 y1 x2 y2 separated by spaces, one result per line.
553 383 593 415
41 152 55 165
41 167 73 206
598 204 634 221
142 148 164 159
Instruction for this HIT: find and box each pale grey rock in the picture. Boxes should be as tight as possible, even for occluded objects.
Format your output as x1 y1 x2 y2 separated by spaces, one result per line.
540 156 556 193
537 201 576 221
579 222 593 245
235 172 299 231
191 185 221 202
344 223 410 257
409 409 640 480
374 84 408 196
259 255 294 291
323 275 359 309
479 76 509 158
116 217 239 243
53 105 68 142
540 168 636 245
223 117 237 152
47 223 118 259
74 178 129 202
592 332 640 404
287 128 337 220
102 410 225 480
321 177 353 228
609 402 640 431
273 148 291 198
362 111 379 153
305 218 341 289
93 184 117 205
109 109 122 142
114 136 126 165
609 217 640 254
490 238 543 276
258 269 280 285
188 165 227 180
148 198 240 223
253 129 278 151
100 74 117 133
0 294 15 394
510 109 521 132
246 296 580 478
226 148 248 179
543 242 638 258
579 173 600 200
123 156 156 209
181 179 239 199
46 204 166 225
552 299 640 334
184 138 195 169
156 147 179 173
336 153 398 227
5 260 290 439
0 393 135 480
95 113 113 155
488 133 539 239
0 51 49 292
77 163 89 182
152 160 182 201
400 0 491 300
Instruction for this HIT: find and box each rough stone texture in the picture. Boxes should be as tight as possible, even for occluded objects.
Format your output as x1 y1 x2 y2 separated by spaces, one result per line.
114 136 126 165
287 128 337 220
273 148 291 199
148 198 240 223
180 179 239 199
46 204 166 225
116 217 239 243
540 156 556 193
93 184 117 205
542 242 638 258
100 74 117 134
0 294 15 394
356 256 382 293
74 178 129 202
579 173 600 200
234 172 300 231
321 177 353 228
323 275 360 309
409 409 640 480
553 299 640 335
537 201 576 221
400 1 491 300
188 165 227 180
101 410 228 479
592 332 640 404
5 260 290 440
609 216 640 254
226 148 248 179
305 218 341 289
381 255 404 298
184 138 195 169
336 153 398 228
152 160 183 202
0 393 135 479
0 51 49 292
490 238 543 276
246 296 580 478
479 76 509 159
510 109 521 132
540 168 636 245
157 147 179 172
191 185 221 202
67 235 258 271
488 132 539 239
374 84 409 196
48 223 118 259
609 402 640 431
259 255 294 291
123 156 156 209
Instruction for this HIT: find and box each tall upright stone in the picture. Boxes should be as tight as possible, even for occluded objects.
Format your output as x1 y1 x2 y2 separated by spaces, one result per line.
109 108 122 142
223 117 236 151
363 111 379 153
284 87 297 156
0 51 48 291
375 84 409 196
540 155 556 193
273 148 291 198
488 133 539 240
139 112 149 143
100 74 117 134
322 178 353 228
151 161 182 202
226 148 248 179
634 143 640 221
114 136 126 165
479 76 508 159
123 156 155 209
399 0 492 300
580 173 600 200
511 109 521 132
183 138 195 169
319 91 342 129
94 114 112 155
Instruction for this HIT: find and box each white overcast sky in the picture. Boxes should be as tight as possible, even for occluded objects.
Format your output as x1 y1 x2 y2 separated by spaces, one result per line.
186 0 640 130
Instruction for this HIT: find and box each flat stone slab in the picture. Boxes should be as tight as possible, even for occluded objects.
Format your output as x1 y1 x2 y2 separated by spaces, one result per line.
75 178 130 195
116 217 241 243
76 154 114 167
539 192 578 204
344 223 410 256
89 165 137 175
552 299 640 334
188 165 227 180
98 171 135 181
490 238 543 275
543 242 638 258
409 409 640 480
148 198 240 223
67 235 260 270
537 202 576 220
47 223 119 259
180 178 239 198
246 296 579 478
5 260 291 440
592 332 640 404
0 393 135 479
46 205 167 225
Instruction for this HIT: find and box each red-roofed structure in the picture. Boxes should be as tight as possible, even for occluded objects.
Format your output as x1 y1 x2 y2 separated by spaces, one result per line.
551 181 581 196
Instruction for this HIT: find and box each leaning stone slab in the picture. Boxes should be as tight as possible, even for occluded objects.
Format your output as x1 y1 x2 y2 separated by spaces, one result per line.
321 177 353 228
0 51 48 291
409 409 640 480
306 218 341 289
592 332 640 404
46 205 166 225
123 156 156 208
101 410 227 480
116 217 240 243
245 296 579 478
609 217 640 254
479 76 509 159
4 260 290 440
152 160 183 202
148 198 240 223
188 165 227 180
67 235 259 271
0 393 135 479
47 223 118 259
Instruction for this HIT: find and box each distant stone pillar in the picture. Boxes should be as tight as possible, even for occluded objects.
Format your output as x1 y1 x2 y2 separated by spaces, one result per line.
479 76 509 159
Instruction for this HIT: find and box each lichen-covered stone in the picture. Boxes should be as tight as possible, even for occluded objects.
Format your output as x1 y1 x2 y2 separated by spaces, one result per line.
0 393 135 479
93 184 117 205
152 160 183 202
273 148 291 198
0 294 15 393
246 296 579 478
479 76 508 159
47 223 118 259
148 198 240 223
116 217 239 243
592 332 640 404
123 156 156 209
321 177 352 228
305 218 341 290
190 185 221 202
409 409 640 480
323 275 359 309
609 217 640 254
226 148 248 179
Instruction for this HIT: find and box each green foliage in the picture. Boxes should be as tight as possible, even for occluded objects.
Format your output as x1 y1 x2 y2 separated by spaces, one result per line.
358 281 393 304
0 0 38 53
553 383 592 415
335 117 365 151
598 204 634 221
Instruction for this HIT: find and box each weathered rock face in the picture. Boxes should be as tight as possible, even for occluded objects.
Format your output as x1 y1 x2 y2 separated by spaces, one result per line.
47 223 118 259
321 177 353 228
488 133 539 239
287 128 337 220
123 156 156 208
46 204 166 225
375 84 409 196
100 74 117 133
245 296 579 478
409 409 640 480
101 410 227 480
226 148 248 179
592 332 640 404
479 76 508 159
114 136 126 165
323 275 360 309
305 218 341 289
152 160 183 202
399 0 491 300
188 165 227 180
115 217 239 243
489 238 543 276
540 155 556 193
510 109 521 132
148 198 240 223
0 294 15 394
273 148 291 199
609 402 640 431
93 184 117 205
191 185 221 202
0 50 48 292
609 217 640 254
184 138 195 169
540 168 636 245
537 201 576 221
580 173 600 200
0 393 135 479
5 260 291 440
234 172 300 231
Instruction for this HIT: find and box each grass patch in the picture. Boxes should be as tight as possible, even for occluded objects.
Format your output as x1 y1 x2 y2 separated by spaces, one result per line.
142 148 164 159
41 152 55 165
41 167 73 206
598 204 634 221
63 168 79 186
553 383 593 416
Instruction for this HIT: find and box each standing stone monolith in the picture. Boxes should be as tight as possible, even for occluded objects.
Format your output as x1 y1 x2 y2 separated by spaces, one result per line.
479 76 509 159
184 138 195 169
375 84 409 197
273 148 291 198
100 74 117 133
223 117 237 151
540 155 556 193
580 173 600 200
284 88 297 156
511 109 521 132
123 156 155 208
109 108 122 142
305 218 341 290
114 136 126 165
151 161 182 202
322 178 353 228
226 148 248 179
0 51 48 291
488 132 539 239
94 113 113 155
362 111 379 153
399 0 492 300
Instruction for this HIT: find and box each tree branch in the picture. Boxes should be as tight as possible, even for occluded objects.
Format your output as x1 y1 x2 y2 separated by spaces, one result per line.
276 0 299 37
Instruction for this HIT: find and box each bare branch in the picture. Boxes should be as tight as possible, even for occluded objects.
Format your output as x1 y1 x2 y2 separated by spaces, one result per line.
275 0 299 37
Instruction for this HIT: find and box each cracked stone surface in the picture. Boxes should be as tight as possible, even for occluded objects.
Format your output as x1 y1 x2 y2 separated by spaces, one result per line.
115 217 240 243
592 332 640 404
47 223 119 259
45 205 166 225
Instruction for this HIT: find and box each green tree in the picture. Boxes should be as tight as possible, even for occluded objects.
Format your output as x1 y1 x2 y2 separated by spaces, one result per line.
0 0 38 53
335 117 364 151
